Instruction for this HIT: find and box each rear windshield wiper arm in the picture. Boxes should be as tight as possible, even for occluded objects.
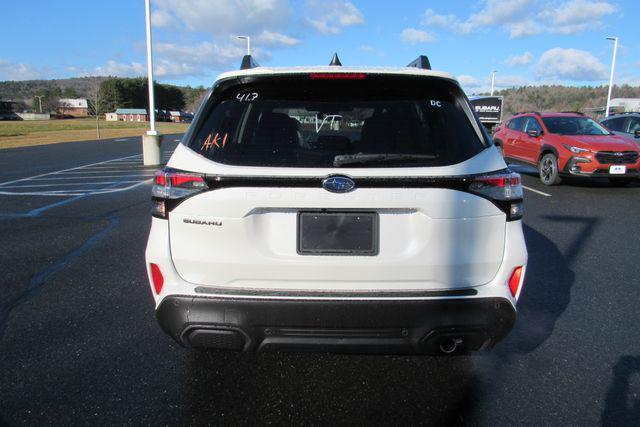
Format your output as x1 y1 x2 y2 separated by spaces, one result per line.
333 153 437 167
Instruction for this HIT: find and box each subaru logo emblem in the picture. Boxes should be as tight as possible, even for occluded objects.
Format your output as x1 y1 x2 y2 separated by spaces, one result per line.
322 176 356 193
615 152 623 156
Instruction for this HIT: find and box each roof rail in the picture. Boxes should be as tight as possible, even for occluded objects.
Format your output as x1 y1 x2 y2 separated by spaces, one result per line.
240 55 260 70
329 53 342 66
514 111 541 116
561 111 585 115
406 55 431 70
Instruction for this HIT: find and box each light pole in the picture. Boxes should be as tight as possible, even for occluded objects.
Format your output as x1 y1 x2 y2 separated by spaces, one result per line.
490 70 497 96
34 95 44 113
605 36 618 117
236 36 251 55
142 0 161 165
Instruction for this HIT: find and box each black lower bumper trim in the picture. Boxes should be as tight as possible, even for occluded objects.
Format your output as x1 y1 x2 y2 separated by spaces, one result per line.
156 295 516 355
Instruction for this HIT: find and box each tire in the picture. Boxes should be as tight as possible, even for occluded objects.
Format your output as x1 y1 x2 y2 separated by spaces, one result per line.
538 153 562 186
608 178 633 187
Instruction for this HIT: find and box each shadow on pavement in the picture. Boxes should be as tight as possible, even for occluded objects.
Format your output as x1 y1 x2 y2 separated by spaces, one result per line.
184 350 480 425
496 223 575 355
601 355 640 426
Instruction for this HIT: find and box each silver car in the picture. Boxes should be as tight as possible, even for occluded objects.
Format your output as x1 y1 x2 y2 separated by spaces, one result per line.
601 113 640 143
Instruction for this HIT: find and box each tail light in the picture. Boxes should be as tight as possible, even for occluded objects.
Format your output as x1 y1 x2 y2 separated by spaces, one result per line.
152 168 208 218
508 266 524 298
468 171 523 221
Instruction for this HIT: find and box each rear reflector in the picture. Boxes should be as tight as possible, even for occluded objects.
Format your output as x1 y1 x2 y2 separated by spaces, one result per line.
508 266 524 298
309 73 367 80
150 263 164 295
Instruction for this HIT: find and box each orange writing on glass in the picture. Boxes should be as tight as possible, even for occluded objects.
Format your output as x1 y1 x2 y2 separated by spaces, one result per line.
201 132 229 150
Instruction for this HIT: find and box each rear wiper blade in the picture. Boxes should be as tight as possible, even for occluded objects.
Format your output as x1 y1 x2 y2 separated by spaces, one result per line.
333 153 437 167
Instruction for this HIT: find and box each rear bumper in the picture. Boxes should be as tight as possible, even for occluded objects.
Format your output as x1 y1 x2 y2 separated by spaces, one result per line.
156 295 516 355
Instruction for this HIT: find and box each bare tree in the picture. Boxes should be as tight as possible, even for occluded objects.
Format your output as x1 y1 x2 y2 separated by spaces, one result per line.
86 80 107 139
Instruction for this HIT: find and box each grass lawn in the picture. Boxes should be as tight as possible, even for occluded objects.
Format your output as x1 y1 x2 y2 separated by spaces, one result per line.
0 118 190 149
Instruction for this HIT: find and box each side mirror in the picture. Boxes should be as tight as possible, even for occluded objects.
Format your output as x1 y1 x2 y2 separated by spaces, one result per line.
634 129 640 139
527 129 541 138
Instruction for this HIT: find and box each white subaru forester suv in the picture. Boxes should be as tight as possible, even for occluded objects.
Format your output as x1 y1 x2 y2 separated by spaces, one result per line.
145 55 527 355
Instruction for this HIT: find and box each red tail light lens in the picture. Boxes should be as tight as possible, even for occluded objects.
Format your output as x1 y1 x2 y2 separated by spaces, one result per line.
152 168 208 218
150 263 164 295
508 266 524 298
469 171 523 221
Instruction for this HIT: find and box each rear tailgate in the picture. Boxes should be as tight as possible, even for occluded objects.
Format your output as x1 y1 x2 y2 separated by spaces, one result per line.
169 186 505 291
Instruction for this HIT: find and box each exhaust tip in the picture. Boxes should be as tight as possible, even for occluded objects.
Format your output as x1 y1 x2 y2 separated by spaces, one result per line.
439 337 462 354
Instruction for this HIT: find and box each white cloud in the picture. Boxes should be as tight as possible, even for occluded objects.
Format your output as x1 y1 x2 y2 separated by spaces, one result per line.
457 73 532 94
359 45 375 52
535 48 608 81
0 59 47 81
457 75 480 86
464 0 530 30
508 20 540 38
540 0 616 34
422 0 616 38
91 40 274 79
94 60 147 77
255 30 301 47
422 0 531 36
150 9 174 28
401 28 435 44
146 0 299 79
422 9 457 27
505 52 533 67
152 0 291 36
305 1 364 34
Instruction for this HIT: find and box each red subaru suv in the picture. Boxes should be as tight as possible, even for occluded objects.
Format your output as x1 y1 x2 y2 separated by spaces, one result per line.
493 112 640 185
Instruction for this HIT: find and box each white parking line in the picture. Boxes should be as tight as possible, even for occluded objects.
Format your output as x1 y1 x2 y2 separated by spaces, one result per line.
29 174 155 180
0 181 143 188
523 185 552 197
0 152 166 198
0 154 142 186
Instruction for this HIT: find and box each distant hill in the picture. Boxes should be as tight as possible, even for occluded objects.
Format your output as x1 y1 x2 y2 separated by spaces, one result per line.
482 84 640 118
3 77 638 118
0 76 207 111
0 77 109 102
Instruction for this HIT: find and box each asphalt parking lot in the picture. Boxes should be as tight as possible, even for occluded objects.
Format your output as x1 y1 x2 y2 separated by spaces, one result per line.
0 137 639 426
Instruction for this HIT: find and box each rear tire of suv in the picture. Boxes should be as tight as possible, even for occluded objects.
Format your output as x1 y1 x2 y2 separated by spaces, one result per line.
539 153 562 186
608 178 633 187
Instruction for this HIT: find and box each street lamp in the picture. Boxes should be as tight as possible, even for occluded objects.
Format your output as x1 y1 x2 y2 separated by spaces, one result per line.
236 35 251 55
605 36 618 118
490 70 497 96
142 0 161 165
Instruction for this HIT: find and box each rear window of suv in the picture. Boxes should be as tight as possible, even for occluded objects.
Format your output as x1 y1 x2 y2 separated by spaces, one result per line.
187 74 486 168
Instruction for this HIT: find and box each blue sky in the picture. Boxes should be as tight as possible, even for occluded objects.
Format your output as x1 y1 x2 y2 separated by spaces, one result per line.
1 0 638 94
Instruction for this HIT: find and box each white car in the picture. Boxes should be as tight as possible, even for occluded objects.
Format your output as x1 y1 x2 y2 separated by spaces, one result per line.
145 55 528 355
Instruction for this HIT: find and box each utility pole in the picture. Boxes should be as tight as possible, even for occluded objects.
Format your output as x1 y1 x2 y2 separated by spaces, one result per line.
490 70 497 96
142 0 161 165
35 95 44 113
237 35 251 55
605 36 618 118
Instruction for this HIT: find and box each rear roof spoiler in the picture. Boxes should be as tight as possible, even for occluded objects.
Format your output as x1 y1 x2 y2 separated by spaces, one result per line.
240 55 260 70
406 55 431 70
